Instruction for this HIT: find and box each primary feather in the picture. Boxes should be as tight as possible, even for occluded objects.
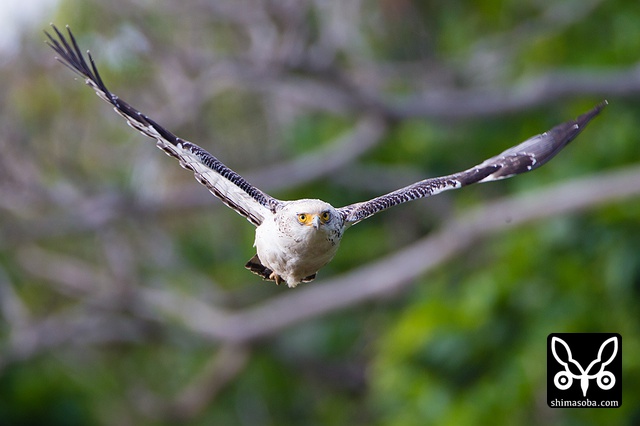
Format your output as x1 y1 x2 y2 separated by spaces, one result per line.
45 24 281 227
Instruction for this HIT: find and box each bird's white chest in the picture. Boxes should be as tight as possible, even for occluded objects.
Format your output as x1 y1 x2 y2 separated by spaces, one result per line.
254 215 342 286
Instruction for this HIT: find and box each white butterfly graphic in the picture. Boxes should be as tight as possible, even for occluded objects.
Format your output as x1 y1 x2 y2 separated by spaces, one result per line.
551 336 618 397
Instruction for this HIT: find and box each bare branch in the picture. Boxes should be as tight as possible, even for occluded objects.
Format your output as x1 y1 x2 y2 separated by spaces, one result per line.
465 0 607 83
130 344 251 422
394 65 640 119
168 345 251 421
183 56 640 120
17 246 106 297
244 114 388 192
0 269 30 329
2 115 387 245
1 311 150 371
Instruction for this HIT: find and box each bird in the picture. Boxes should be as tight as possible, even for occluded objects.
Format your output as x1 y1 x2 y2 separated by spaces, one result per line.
45 25 606 288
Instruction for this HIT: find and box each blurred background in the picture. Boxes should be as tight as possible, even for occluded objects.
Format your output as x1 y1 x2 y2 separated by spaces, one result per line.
1 0 639 425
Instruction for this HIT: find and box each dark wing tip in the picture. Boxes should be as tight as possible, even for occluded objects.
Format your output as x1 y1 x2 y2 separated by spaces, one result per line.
45 24 180 144
470 101 606 182
575 100 607 128
539 100 606 165
45 24 111 95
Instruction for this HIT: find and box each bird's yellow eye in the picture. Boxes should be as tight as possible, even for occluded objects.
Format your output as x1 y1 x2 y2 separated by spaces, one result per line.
297 213 309 224
320 211 331 223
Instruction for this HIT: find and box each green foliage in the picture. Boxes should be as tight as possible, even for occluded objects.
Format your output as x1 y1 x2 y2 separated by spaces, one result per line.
371 213 640 425
0 361 95 426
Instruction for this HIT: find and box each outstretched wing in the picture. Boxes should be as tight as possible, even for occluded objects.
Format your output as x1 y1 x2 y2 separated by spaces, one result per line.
338 102 606 226
45 25 282 226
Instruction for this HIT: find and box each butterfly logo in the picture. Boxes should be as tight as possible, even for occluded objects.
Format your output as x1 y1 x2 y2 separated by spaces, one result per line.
551 336 618 397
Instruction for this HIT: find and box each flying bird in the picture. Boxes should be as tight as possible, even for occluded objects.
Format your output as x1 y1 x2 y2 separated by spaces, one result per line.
46 25 606 287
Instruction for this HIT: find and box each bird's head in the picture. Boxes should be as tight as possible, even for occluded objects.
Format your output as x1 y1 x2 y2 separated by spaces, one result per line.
283 199 341 234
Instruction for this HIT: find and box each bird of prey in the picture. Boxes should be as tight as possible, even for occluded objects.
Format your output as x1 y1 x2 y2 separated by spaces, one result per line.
46 25 606 287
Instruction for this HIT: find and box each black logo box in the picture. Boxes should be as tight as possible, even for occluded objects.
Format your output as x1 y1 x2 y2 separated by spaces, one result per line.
547 333 621 407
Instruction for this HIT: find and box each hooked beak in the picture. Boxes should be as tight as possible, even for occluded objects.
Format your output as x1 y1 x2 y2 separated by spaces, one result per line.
312 214 321 229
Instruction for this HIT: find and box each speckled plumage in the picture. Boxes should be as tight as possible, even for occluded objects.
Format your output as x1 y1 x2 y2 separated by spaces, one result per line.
47 25 606 287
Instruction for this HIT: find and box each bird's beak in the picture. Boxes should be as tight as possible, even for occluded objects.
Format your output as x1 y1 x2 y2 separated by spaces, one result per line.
312 214 321 229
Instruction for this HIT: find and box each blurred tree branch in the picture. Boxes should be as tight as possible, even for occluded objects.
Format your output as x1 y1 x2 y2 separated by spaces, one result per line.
164 56 640 120
0 115 387 244
391 65 640 119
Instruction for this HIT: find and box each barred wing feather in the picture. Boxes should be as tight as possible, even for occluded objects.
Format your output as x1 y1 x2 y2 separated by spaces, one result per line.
46 25 281 226
339 102 606 226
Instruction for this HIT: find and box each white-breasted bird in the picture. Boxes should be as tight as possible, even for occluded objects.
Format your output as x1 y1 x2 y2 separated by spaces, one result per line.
46 25 606 287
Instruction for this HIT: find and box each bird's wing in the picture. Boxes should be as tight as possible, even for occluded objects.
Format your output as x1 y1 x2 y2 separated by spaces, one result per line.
46 25 282 226
338 102 606 226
